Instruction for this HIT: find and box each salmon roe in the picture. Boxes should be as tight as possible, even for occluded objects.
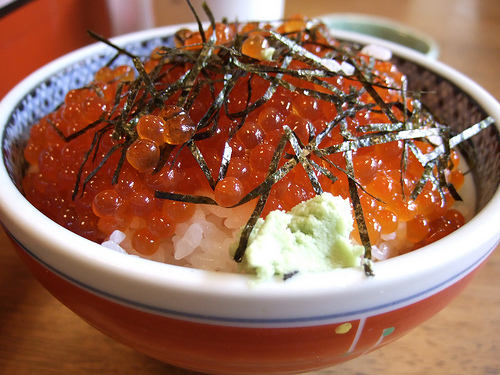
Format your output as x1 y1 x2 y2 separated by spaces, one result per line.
21 17 468 261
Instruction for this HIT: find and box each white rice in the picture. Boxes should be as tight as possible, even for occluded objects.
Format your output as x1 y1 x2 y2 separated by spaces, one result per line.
102 161 476 270
102 201 256 271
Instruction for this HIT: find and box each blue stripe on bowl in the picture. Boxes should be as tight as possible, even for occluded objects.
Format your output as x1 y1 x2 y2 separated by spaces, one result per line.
6 227 494 326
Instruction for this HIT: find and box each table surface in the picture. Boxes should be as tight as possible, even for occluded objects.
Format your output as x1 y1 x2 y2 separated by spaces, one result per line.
1 0 500 374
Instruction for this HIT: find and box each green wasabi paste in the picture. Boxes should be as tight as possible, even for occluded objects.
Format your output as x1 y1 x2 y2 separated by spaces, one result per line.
231 193 363 280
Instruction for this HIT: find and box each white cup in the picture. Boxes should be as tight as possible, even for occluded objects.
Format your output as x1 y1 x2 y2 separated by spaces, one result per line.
154 0 286 25
108 0 286 36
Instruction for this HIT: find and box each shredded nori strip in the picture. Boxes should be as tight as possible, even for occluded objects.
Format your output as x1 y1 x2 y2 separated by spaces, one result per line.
283 270 299 281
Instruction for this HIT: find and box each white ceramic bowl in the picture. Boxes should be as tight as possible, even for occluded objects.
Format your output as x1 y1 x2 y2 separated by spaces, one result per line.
1 24 500 374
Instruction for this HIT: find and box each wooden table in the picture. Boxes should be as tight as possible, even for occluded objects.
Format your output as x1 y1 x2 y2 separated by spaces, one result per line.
1 0 500 374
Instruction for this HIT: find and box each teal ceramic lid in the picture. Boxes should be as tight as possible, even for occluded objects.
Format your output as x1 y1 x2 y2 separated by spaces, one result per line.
320 13 439 59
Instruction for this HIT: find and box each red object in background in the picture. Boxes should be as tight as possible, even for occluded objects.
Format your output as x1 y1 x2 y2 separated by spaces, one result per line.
0 0 111 99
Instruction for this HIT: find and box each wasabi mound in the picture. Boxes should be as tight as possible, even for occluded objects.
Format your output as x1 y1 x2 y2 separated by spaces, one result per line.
233 193 364 280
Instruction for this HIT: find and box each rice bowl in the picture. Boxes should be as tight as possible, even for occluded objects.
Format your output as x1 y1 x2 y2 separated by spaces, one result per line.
1 21 500 374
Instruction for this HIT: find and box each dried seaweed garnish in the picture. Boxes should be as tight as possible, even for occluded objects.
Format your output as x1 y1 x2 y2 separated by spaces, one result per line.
427 117 495 161
284 125 323 194
49 5 495 277
283 270 299 281
342 146 374 276
233 134 288 262
217 141 233 181
232 192 270 263
237 134 291 205
153 143 176 173
186 139 216 189
154 191 218 205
